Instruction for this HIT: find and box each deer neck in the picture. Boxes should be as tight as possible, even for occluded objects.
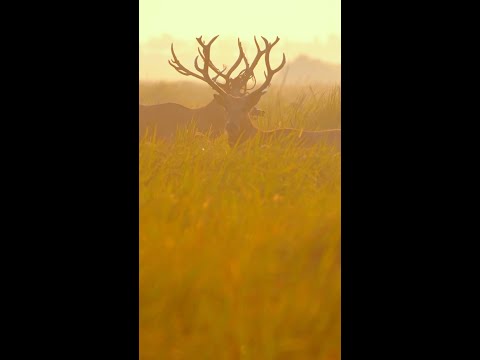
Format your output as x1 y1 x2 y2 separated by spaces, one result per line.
198 100 216 112
225 113 260 146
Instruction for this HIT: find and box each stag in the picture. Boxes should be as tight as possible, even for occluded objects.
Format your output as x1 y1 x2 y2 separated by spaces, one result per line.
170 35 341 150
139 37 264 141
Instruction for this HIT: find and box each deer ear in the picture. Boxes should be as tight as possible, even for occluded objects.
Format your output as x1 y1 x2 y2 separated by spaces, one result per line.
213 94 225 107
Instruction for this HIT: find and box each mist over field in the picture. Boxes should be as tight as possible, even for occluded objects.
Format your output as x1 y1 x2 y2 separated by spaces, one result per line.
140 34 340 83
139 0 341 354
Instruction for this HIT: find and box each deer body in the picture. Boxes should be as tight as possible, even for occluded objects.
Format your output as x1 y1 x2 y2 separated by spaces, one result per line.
140 36 272 142
139 100 226 141
168 35 340 151
225 109 341 150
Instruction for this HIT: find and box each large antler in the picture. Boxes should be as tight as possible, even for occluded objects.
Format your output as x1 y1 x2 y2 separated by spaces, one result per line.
247 36 286 98
224 39 249 81
196 47 226 82
168 35 228 97
224 36 277 96
196 38 252 95
241 37 268 84
223 38 261 95
197 38 247 81
168 35 284 99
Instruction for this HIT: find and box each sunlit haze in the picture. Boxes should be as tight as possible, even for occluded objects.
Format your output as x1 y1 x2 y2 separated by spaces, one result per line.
139 3 341 358
140 0 341 81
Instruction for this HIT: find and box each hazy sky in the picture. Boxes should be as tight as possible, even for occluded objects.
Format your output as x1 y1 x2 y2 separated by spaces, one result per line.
139 0 340 44
139 0 340 81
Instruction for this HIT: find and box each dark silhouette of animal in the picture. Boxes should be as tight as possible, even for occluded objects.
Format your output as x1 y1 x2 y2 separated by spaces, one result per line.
169 35 341 151
139 37 265 141
139 100 226 141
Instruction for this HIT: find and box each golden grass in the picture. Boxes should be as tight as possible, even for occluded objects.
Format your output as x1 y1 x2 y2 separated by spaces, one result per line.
140 82 341 360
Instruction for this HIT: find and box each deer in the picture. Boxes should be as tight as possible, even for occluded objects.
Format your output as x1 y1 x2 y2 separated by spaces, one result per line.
169 35 341 151
139 100 225 141
139 38 264 141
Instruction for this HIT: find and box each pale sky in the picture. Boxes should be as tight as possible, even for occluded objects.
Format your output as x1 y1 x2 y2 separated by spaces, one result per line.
140 0 340 43
139 0 341 80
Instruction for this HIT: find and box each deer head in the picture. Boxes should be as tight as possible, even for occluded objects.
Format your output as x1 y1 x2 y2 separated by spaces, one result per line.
168 35 286 146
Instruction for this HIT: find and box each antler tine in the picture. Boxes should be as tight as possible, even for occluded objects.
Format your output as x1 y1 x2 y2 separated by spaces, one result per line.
254 36 261 51
247 36 287 97
241 36 268 84
168 39 228 97
260 36 280 47
195 35 255 95
194 56 204 74
212 65 227 83
224 38 246 80
265 44 286 73
239 42 253 93
196 35 220 48
242 51 250 69
197 47 226 79
192 36 228 96
206 35 220 46
260 36 269 47
168 43 206 82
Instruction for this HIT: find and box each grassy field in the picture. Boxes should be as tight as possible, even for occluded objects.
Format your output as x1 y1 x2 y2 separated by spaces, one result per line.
140 81 341 360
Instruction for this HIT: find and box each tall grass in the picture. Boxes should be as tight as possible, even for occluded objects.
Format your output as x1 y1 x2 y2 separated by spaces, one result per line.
140 82 341 360
258 84 341 131
140 81 341 131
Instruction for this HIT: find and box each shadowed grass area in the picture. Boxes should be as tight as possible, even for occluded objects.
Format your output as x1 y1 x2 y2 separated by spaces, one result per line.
140 123 340 359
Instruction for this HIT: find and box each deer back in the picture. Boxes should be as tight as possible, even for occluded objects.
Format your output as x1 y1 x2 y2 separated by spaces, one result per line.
139 103 197 140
